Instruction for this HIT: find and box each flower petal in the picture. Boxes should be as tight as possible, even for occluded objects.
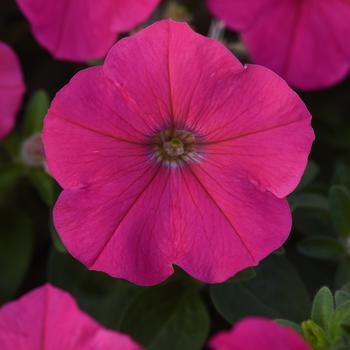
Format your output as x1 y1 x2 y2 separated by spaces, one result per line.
43 66 154 189
207 0 275 31
0 42 25 139
173 165 291 282
45 20 313 285
104 20 243 130
208 0 350 89
0 284 142 349
210 317 311 350
16 0 118 61
197 65 313 198
54 167 176 286
110 0 160 33
54 163 289 285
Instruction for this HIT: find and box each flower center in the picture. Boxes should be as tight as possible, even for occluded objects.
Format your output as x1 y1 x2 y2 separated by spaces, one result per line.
151 128 201 166
163 138 185 157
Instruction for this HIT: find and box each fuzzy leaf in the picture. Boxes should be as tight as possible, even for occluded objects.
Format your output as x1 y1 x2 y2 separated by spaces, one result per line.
311 287 334 330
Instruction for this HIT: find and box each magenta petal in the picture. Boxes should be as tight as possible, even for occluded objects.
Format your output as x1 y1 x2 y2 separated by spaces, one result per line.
110 0 161 33
0 284 142 349
104 20 243 130
0 42 25 139
43 66 154 189
175 165 291 282
198 65 314 198
207 0 350 90
53 169 176 286
44 20 314 285
54 163 289 285
16 0 117 62
210 317 311 350
16 0 159 62
207 0 274 31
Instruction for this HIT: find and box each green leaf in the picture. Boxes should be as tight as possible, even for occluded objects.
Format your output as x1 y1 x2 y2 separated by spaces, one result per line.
329 185 350 238
289 193 329 212
0 209 34 303
340 282 350 294
329 301 350 341
302 320 330 350
275 319 303 335
335 291 350 308
297 237 345 262
87 59 103 66
226 267 256 283
120 281 209 350
28 169 58 206
311 287 334 330
210 255 310 323
47 249 142 329
22 90 50 137
49 212 66 253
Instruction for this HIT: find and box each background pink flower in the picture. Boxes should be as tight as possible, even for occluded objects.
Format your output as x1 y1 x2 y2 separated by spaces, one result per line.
16 0 160 62
207 0 350 90
209 317 311 350
43 20 314 286
0 284 142 350
0 42 25 139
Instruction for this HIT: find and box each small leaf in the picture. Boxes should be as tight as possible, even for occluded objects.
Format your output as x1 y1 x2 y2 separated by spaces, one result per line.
311 287 334 330
329 185 350 238
28 169 58 206
210 255 310 323
289 193 329 212
22 90 50 137
302 320 330 350
335 291 350 308
49 212 66 253
87 59 103 66
340 282 350 294
120 281 209 350
329 301 350 341
275 319 303 335
226 267 256 283
297 237 345 262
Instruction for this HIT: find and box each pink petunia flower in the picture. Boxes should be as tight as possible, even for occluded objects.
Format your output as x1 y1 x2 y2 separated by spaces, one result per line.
16 0 160 62
0 284 142 350
207 0 350 90
209 317 311 350
43 20 314 286
0 42 25 139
